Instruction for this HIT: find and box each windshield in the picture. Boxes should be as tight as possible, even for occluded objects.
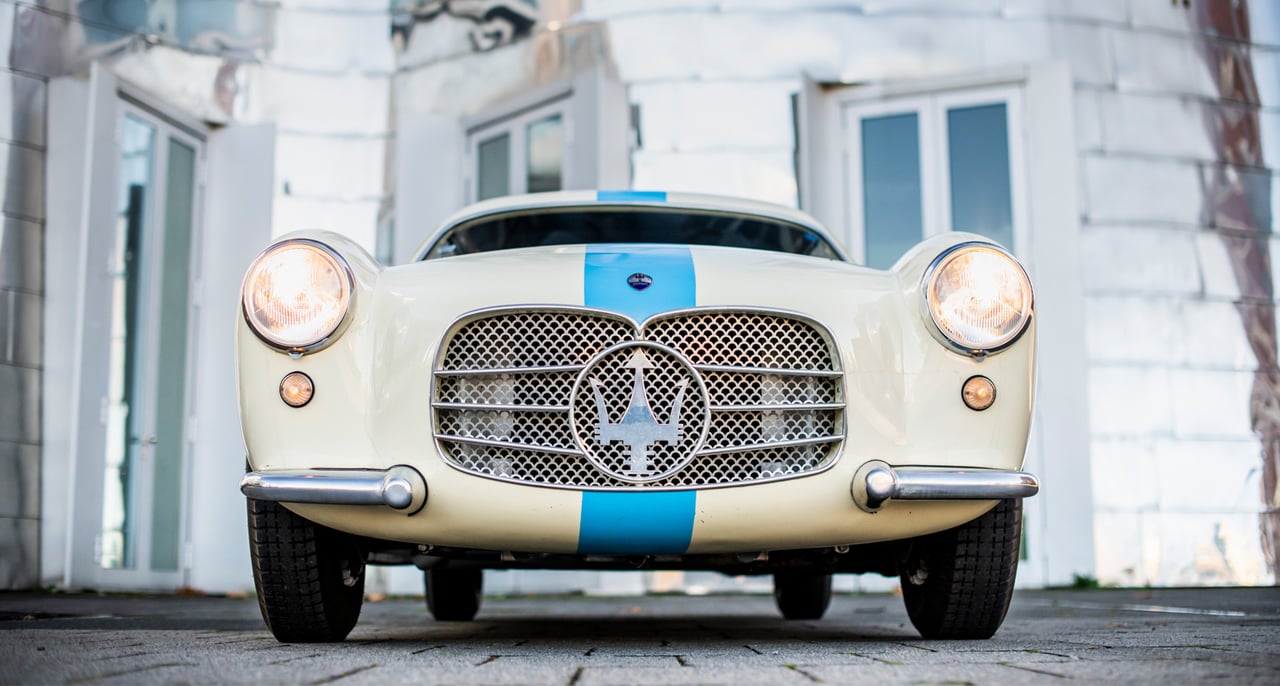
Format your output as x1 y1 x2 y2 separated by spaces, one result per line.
423 207 843 260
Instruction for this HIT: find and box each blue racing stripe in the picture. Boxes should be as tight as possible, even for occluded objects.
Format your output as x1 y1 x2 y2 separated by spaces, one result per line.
578 490 697 555
578 242 698 555
584 246 695 322
596 190 668 202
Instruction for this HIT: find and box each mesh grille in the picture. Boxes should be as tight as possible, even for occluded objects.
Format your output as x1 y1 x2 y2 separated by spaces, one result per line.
646 311 835 370
440 310 635 370
434 308 843 489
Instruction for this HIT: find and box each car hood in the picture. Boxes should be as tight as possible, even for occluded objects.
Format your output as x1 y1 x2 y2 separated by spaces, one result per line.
375 243 890 328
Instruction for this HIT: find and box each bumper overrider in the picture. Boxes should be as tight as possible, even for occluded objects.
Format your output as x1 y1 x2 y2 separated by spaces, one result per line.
240 466 429 514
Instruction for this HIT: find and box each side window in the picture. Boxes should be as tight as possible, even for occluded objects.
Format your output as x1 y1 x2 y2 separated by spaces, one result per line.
469 103 568 202
843 88 1025 268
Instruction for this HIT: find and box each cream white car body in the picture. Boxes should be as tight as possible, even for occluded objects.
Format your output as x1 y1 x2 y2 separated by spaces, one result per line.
238 191 1036 558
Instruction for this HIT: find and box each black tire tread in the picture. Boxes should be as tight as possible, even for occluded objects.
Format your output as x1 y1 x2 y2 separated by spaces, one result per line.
773 572 833 620
901 498 1021 640
248 497 364 642
425 568 483 622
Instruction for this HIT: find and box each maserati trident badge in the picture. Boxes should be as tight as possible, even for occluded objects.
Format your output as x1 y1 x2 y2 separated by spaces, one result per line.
593 348 685 476
571 341 709 482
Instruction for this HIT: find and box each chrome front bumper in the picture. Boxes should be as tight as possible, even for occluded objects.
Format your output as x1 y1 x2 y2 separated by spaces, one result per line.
240 462 1036 519
851 460 1039 512
240 465 428 515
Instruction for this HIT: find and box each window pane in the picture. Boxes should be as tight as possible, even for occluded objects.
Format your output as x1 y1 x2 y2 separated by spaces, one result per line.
476 133 510 201
947 103 1013 248
101 114 155 570
527 114 563 194
861 113 923 269
150 138 196 572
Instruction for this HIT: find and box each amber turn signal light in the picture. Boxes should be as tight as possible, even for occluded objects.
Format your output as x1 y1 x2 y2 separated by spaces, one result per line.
962 375 996 411
280 371 315 408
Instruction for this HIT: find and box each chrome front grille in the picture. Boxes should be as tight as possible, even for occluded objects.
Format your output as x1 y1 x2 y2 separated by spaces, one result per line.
432 308 844 489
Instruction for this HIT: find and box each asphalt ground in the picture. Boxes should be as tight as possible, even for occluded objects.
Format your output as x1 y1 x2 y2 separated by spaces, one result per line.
0 587 1277 684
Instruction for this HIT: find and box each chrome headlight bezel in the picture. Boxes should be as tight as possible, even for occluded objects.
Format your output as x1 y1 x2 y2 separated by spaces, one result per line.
240 238 355 355
920 241 1034 358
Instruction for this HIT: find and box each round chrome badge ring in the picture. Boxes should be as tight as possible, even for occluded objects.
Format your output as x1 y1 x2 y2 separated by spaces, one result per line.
568 340 711 484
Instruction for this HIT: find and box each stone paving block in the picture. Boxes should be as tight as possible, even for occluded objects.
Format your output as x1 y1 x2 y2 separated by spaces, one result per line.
578 654 686 667
577 665 814 685
1050 645 1280 670
1187 625 1280 651
806 662 1064 684
680 650 880 665
844 645 1079 665
1004 658 1279 683
337 659 581 686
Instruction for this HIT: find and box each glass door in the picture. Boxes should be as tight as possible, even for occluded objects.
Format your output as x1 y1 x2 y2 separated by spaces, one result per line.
74 101 203 590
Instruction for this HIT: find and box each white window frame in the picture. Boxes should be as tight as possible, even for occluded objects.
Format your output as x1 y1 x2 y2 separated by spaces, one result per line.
464 96 572 203
840 86 1028 264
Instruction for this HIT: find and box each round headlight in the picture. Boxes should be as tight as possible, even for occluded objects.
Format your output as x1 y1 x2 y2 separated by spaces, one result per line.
924 243 1033 354
241 239 352 352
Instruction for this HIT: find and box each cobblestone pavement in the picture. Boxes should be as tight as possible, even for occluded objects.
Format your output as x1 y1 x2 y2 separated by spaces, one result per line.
1 588 1277 684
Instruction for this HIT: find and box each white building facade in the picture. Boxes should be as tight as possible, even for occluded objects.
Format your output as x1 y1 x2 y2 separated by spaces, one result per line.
0 0 1275 593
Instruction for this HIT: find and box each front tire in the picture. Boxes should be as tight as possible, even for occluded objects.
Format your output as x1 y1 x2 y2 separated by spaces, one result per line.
773 572 833 620
899 498 1022 640
425 568 483 621
248 498 365 642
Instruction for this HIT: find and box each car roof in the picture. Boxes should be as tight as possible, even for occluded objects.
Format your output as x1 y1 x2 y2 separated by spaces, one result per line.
411 190 850 262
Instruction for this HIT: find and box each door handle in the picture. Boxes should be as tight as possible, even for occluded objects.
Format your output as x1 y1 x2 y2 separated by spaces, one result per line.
132 434 159 446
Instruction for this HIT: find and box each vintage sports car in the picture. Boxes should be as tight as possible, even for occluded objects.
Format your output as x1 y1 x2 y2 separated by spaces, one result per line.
238 190 1038 642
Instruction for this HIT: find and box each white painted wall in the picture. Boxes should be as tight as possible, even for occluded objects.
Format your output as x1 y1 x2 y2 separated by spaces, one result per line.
185 123 277 594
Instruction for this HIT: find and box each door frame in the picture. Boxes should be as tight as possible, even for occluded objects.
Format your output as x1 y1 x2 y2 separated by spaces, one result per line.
57 66 207 591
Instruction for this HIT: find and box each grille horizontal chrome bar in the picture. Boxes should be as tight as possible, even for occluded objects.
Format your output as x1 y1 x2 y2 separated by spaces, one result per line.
435 434 584 456
696 435 843 457
709 402 845 412
692 365 843 377
432 402 570 413
434 365 586 377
